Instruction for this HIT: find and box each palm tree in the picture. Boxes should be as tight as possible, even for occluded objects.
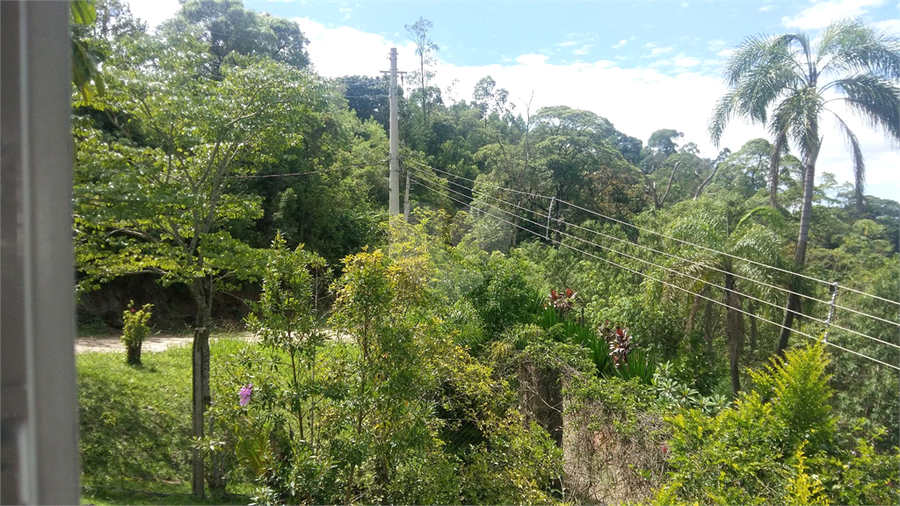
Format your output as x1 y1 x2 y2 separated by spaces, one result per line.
709 18 900 354
665 203 786 396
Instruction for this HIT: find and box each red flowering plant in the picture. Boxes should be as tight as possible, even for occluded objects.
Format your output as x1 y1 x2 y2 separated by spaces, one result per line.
598 319 634 367
548 288 578 317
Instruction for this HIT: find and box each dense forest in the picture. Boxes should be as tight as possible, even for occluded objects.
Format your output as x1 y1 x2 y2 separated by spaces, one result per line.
74 1 899 504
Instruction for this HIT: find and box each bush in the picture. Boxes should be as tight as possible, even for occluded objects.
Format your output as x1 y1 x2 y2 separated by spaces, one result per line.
121 301 153 365
468 254 540 339
656 343 900 505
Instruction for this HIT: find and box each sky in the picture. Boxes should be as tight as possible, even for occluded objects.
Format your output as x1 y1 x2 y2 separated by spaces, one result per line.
131 0 900 201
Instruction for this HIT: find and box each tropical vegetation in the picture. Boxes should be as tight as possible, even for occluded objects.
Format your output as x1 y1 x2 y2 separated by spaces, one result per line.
73 1 899 504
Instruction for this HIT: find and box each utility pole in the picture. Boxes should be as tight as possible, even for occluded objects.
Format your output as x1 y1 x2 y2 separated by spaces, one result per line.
387 48 400 216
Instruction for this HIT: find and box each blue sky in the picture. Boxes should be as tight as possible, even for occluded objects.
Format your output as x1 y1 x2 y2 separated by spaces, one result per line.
133 0 900 201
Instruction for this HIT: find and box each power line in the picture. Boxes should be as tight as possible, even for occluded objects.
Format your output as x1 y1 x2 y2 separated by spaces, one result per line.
403 158 552 201
556 198 900 308
408 163 899 328
405 159 900 311
230 160 389 179
409 173 900 371
409 168 899 351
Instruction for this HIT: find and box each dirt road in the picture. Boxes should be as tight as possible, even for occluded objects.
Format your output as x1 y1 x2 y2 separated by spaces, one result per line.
75 332 255 354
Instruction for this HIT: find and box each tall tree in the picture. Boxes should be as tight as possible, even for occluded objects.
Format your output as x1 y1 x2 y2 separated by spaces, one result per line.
160 0 309 78
708 18 900 354
647 128 684 157
665 201 787 396
405 17 439 127
473 75 512 127
74 34 333 497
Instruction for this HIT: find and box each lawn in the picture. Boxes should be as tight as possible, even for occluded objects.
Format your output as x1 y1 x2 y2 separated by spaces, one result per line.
78 337 254 505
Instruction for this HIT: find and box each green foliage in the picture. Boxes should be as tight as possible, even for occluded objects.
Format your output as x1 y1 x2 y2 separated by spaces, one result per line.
749 343 835 451
121 301 153 365
784 447 830 506
468 253 541 339
658 343 899 505
614 348 658 385
459 419 562 505
652 362 729 415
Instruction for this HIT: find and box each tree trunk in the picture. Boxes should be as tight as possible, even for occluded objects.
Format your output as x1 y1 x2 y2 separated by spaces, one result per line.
768 132 787 208
748 300 758 363
776 145 819 356
190 278 213 499
126 342 142 365
724 272 744 397
703 298 715 367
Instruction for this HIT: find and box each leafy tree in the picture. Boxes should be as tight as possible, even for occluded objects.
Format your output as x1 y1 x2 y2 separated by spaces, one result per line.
74 31 335 495
71 0 107 103
473 75 513 127
338 74 391 131
160 0 309 78
646 128 684 157
708 19 900 354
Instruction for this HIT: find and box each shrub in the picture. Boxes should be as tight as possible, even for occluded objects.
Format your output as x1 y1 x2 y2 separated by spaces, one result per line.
121 301 152 365
656 343 900 505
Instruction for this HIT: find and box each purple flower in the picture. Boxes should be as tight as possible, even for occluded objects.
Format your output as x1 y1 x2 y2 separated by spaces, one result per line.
239 383 253 406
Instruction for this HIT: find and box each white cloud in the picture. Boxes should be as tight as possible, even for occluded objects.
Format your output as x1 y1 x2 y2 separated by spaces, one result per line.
557 40 579 48
717 49 736 58
294 17 421 77
707 39 726 51
673 56 701 67
681 2 690 8
873 18 900 35
613 39 628 49
651 46 674 55
782 0 885 30
758 5 774 12
572 44 595 56
129 0 181 30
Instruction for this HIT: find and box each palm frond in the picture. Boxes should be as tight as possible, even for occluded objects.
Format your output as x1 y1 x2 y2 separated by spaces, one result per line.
818 18 900 79
725 35 773 86
734 206 786 233
831 74 900 143
831 111 866 209
735 57 799 124
709 90 739 147
775 33 813 79
771 87 824 161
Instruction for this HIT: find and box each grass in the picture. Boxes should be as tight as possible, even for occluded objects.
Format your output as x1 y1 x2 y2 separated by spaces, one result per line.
77 338 255 505
81 485 252 505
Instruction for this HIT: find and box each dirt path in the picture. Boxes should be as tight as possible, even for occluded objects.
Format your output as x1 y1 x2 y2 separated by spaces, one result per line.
75 332 255 354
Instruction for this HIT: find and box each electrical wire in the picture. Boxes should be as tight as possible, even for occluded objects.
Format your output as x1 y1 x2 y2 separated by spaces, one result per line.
403 158 553 200
407 163 900 330
408 168 899 351
405 159 900 313
408 173 900 371
556 198 900 308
